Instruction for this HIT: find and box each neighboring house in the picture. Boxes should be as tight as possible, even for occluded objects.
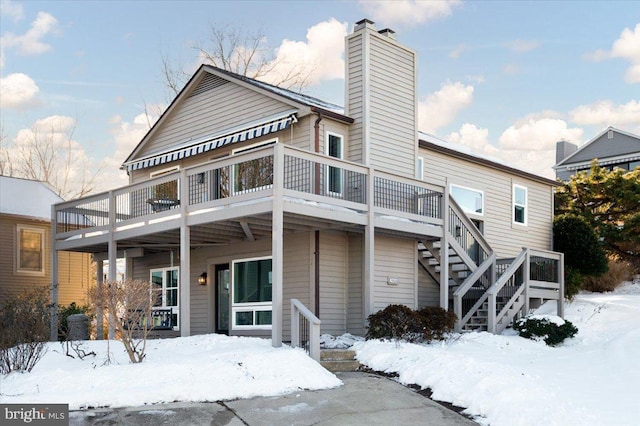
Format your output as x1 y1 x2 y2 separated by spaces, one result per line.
51 19 564 353
0 176 92 306
554 126 640 180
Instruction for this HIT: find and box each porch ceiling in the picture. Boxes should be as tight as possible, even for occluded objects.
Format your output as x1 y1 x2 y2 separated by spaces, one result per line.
62 211 364 256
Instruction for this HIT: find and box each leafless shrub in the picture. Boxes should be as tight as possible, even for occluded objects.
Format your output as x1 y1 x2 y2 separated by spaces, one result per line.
89 279 159 363
583 259 634 293
0 288 50 374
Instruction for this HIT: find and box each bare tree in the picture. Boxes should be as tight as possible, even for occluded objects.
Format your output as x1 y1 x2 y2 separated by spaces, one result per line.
90 279 160 364
161 24 316 97
0 117 104 199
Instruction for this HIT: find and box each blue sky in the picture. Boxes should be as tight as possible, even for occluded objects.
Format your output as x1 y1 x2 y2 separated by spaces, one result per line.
1 0 639 194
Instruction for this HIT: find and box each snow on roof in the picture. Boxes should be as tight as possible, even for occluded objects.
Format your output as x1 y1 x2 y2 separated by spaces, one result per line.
0 176 62 221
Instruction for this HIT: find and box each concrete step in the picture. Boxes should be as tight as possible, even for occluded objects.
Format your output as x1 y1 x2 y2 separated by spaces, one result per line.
320 349 360 373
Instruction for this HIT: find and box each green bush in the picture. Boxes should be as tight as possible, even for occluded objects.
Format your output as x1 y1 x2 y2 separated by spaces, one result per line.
366 305 457 343
416 306 457 341
366 304 421 342
554 214 608 277
514 316 578 346
58 302 92 341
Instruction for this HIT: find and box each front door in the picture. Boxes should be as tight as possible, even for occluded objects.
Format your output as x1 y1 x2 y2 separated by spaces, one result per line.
215 263 230 334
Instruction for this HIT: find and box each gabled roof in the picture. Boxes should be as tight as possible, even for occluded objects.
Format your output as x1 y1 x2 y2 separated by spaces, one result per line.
124 65 351 167
554 126 640 169
0 175 63 221
419 132 559 186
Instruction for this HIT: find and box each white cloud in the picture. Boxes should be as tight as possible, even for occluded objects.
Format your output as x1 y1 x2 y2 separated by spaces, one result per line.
1 11 59 55
449 44 467 59
0 72 40 109
0 0 24 21
359 0 461 27
260 18 348 86
585 23 640 83
447 123 492 152
569 100 640 132
510 39 540 53
418 81 474 134
499 115 583 151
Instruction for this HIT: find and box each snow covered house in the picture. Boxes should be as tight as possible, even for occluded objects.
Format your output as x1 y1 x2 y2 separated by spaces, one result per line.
1 176 92 307
554 126 640 181
52 19 564 354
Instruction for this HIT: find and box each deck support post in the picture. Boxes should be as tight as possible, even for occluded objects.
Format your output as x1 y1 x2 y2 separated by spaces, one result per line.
95 259 104 339
364 166 375 321
271 143 285 347
50 204 59 341
107 190 117 339
440 187 450 311
180 169 191 337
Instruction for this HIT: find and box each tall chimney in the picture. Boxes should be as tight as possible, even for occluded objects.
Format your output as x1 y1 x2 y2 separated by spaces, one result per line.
556 140 578 164
345 19 417 178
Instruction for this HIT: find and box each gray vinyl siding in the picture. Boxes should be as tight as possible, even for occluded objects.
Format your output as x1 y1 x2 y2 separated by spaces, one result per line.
136 77 297 159
420 148 554 257
0 215 91 306
346 32 365 165
418 267 439 308
372 235 416 312
130 234 312 340
346 28 416 178
566 131 640 164
319 230 347 335
347 233 363 335
368 35 416 178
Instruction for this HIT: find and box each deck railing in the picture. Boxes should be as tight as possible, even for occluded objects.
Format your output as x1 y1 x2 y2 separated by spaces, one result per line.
53 144 445 244
290 298 321 361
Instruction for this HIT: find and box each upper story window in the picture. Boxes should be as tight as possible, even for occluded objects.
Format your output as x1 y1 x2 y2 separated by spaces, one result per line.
231 139 276 194
326 132 344 195
513 184 528 225
450 184 484 215
150 166 180 202
17 225 45 275
416 157 424 180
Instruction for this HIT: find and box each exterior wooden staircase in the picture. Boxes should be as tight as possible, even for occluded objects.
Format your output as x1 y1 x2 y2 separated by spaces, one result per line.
419 196 564 334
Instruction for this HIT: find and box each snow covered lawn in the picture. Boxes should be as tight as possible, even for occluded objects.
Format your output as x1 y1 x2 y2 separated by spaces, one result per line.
0 334 341 410
355 282 640 426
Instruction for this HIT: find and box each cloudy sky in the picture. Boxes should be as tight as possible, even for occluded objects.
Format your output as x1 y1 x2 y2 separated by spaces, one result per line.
1 0 639 194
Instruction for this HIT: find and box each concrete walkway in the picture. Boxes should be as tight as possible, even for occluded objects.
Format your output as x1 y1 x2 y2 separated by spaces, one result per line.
69 372 477 425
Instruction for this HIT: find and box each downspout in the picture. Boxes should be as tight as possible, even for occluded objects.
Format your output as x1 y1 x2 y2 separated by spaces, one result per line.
313 112 323 317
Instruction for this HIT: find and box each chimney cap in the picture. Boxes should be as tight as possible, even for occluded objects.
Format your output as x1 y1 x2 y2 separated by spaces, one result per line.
354 18 376 31
378 28 396 39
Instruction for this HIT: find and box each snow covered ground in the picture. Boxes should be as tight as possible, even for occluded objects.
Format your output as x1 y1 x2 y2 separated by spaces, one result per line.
355 281 640 426
0 334 341 410
1 282 638 425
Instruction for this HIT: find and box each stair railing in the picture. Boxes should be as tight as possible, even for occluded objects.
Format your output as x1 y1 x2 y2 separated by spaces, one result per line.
486 248 528 334
453 253 496 331
448 197 493 270
291 298 321 361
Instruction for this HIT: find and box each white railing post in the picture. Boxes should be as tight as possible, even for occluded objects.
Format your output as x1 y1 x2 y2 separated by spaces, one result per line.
453 294 462 332
558 252 565 318
291 302 300 348
523 248 530 315
487 292 496 334
290 299 321 362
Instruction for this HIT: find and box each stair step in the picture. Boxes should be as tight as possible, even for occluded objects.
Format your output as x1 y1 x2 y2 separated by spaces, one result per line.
320 349 360 373
320 349 356 361
320 360 361 373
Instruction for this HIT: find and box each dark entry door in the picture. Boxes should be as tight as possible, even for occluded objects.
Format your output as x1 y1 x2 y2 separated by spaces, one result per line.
215 263 230 334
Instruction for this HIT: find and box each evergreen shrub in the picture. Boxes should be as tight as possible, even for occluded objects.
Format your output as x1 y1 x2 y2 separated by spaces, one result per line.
514 316 578 346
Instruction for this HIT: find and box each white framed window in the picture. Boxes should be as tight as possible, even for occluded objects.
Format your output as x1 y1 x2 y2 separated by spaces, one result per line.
513 184 528 225
416 157 424 180
326 132 344 195
150 267 180 330
16 225 45 276
450 184 484 215
149 166 180 210
231 139 276 195
231 256 272 330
